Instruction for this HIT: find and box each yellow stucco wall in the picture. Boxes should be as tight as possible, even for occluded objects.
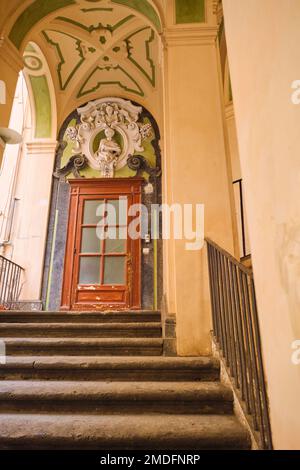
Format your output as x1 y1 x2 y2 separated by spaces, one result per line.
223 0 300 449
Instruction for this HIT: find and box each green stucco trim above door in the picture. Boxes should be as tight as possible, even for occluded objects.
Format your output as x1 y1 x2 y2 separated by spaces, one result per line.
175 0 205 24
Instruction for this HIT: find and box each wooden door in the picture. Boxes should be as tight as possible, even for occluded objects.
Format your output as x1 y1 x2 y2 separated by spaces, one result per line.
61 178 142 311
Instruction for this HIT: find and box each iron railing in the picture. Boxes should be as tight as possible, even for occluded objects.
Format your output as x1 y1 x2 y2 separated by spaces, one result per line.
0 256 23 308
233 178 250 258
206 238 272 449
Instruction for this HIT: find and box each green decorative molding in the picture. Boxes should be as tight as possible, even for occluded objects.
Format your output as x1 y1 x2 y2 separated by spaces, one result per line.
112 0 162 32
175 0 205 24
9 0 76 49
81 8 114 13
56 14 134 33
42 30 86 90
29 75 52 138
9 0 161 49
126 27 155 86
23 55 43 71
77 65 144 98
43 19 155 95
112 15 135 31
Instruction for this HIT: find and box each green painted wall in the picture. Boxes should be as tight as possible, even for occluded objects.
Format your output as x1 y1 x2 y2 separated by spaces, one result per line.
29 75 52 138
9 0 76 49
175 0 205 24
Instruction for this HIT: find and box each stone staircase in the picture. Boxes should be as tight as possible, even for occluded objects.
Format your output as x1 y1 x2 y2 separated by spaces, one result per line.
0 311 251 450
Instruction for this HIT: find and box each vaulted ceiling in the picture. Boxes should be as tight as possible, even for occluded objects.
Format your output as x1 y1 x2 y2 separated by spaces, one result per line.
7 0 163 127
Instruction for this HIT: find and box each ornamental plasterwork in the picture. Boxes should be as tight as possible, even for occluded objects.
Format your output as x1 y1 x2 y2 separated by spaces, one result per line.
23 42 47 76
65 97 152 178
40 3 159 100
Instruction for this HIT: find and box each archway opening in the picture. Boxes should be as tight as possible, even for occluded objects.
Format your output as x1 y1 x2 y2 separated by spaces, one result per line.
43 97 162 312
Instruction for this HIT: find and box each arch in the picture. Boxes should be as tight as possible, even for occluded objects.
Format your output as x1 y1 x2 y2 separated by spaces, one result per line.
42 96 162 311
23 42 57 139
9 0 162 50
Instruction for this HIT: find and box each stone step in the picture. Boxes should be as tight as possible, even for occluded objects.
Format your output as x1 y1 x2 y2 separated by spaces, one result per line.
0 380 233 415
0 413 251 449
0 322 162 338
2 338 163 356
0 356 220 381
0 311 161 324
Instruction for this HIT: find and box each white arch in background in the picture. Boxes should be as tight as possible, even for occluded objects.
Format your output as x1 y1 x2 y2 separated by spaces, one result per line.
0 41 58 302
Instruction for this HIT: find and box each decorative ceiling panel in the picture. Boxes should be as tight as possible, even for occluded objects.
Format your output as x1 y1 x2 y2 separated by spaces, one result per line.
126 27 155 86
9 0 161 48
38 0 159 101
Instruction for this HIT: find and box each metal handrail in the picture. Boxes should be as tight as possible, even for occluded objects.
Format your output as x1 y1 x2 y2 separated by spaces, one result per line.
233 178 250 258
206 238 272 449
0 255 24 308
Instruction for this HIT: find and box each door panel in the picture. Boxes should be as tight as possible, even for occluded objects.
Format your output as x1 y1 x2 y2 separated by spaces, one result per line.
61 179 142 311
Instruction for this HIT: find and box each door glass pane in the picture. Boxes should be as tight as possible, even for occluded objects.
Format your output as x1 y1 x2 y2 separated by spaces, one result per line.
81 227 101 253
105 227 127 254
103 256 126 285
79 257 100 284
83 200 105 225
107 198 127 226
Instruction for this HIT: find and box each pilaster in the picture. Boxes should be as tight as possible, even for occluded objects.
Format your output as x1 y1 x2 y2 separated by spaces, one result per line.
15 139 57 300
162 15 235 356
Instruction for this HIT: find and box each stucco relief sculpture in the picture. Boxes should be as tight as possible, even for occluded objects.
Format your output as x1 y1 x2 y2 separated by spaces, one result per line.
95 127 121 178
64 98 153 177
